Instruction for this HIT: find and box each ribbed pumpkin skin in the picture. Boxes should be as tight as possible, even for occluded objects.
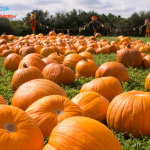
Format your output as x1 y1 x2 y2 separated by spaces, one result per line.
26 95 84 137
80 77 123 102
0 95 7 105
48 53 65 64
142 55 150 68
79 51 94 60
145 73 150 91
72 91 109 123
107 90 150 137
63 53 83 69
42 63 75 85
4 53 23 71
116 49 142 67
21 46 37 57
11 79 67 110
95 62 129 83
11 65 44 92
43 116 122 150
42 57 59 65
0 105 44 150
76 59 98 78
18 55 46 72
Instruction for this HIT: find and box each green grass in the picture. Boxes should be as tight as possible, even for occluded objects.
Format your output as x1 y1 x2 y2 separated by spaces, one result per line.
1 36 150 149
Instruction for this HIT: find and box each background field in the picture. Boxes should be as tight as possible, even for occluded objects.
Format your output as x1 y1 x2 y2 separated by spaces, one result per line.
1 36 150 149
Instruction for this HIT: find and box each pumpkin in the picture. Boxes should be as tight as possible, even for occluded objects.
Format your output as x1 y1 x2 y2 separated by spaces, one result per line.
1 32 9 41
106 43 117 53
63 53 83 69
0 95 7 105
107 90 150 137
11 63 44 92
11 79 67 110
25 53 44 59
48 49 65 64
79 51 94 60
80 77 123 102
95 33 102 38
43 116 122 150
40 47 55 57
0 39 7 45
77 44 87 53
34 43 43 53
139 46 149 53
2 46 14 57
116 44 142 68
18 55 46 72
42 63 75 85
145 73 150 91
20 44 37 57
64 47 77 55
72 91 109 123
95 62 129 83
26 95 84 137
142 55 150 68
0 105 44 150
8 35 16 41
42 57 59 65
141 53 147 59
85 46 96 54
0 43 7 53
96 44 110 54
75 57 98 78
4 53 23 71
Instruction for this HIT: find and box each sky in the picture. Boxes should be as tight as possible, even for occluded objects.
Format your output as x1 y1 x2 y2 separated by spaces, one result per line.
0 0 150 20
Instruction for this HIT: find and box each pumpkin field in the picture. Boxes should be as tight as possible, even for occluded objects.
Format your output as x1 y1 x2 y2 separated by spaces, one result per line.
1 32 150 150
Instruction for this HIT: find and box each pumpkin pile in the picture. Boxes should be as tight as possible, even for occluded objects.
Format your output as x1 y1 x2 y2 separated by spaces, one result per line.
2 31 150 149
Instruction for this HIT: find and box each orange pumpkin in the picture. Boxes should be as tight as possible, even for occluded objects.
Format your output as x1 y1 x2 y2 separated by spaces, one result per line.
42 57 59 65
18 55 46 72
48 49 65 64
72 91 109 123
0 95 7 105
63 53 83 69
4 53 23 71
95 62 129 83
107 90 150 137
40 47 55 57
26 95 84 137
145 73 150 91
80 77 123 102
43 116 122 150
75 57 98 78
79 51 94 60
142 55 150 68
116 44 142 68
0 105 44 150
11 79 67 110
42 63 75 85
11 63 44 92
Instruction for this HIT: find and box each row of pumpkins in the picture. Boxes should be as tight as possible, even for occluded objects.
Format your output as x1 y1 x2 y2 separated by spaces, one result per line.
1 32 150 150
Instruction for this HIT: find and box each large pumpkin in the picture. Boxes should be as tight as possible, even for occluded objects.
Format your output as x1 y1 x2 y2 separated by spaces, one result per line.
11 63 44 91
43 116 122 150
4 53 23 71
0 105 44 150
26 95 84 137
95 62 129 83
72 91 109 123
145 73 150 91
11 79 67 110
116 44 142 68
80 77 123 102
42 63 75 85
107 90 150 137
0 95 7 105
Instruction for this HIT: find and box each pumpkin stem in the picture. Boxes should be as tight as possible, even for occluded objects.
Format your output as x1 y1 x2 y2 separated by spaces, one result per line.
4 123 16 133
7 46 9 50
57 49 60 56
23 63 28 68
83 56 88 62
54 109 63 116
99 44 102 48
27 43 29 46
127 43 132 48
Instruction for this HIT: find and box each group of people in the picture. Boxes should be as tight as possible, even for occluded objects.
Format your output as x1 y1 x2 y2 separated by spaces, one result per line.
24 14 150 37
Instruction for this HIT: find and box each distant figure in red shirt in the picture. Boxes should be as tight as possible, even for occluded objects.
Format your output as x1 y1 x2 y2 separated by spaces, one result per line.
24 14 41 34
88 16 103 35
145 19 150 37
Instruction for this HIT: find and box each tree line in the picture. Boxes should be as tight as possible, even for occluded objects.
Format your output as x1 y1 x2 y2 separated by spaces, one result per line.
0 9 150 37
